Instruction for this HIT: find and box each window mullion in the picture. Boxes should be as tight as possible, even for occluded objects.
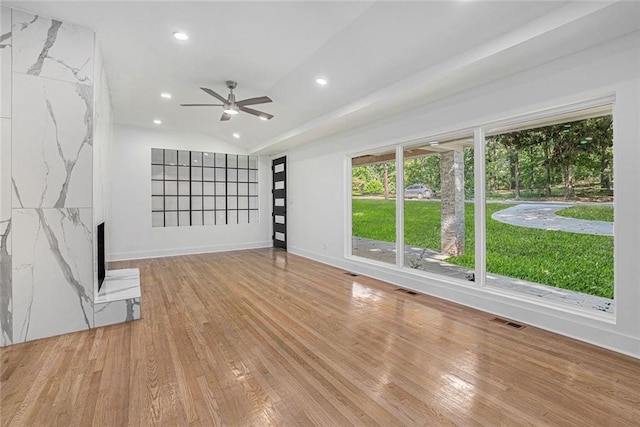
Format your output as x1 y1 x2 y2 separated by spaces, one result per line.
474 127 486 287
396 145 404 269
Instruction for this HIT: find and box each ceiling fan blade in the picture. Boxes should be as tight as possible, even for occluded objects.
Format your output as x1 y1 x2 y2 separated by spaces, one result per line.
220 112 231 121
180 103 224 107
239 106 274 120
236 96 272 107
200 87 228 104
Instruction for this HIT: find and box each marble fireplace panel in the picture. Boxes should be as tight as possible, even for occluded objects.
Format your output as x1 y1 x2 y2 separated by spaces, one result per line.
12 9 94 85
12 208 93 342
1 118 11 346
1 119 11 247
0 211 10 346
1 7 11 119
12 72 92 209
94 298 141 328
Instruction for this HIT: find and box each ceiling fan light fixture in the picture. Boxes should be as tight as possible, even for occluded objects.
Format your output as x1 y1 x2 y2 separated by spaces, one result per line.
223 107 239 115
173 31 189 41
260 116 268 121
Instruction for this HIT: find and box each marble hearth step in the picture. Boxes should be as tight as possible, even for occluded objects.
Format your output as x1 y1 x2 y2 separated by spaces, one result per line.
93 268 142 328
95 268 141 303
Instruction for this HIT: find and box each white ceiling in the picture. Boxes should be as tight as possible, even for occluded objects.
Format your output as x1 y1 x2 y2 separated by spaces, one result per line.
7 1 640 154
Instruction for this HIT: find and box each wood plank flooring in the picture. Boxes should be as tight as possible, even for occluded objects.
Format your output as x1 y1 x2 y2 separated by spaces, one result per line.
2 248 639 426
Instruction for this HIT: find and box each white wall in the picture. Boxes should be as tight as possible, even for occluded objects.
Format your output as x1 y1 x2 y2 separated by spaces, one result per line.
109 125 271 260
285 32 640 358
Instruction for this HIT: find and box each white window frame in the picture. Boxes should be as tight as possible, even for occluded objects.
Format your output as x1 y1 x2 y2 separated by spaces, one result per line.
345 94 616 317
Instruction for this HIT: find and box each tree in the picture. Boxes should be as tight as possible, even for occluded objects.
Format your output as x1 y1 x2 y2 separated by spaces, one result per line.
370 162 397 195
383 163 389 199
485 138 511 192
581 115 613 190
463 148 474 199
353 163 396 196
549 122 586 199
521 129 554 196
404 156 440 193
352 166 373 183
482 115 613 200
493 131 529 199
364 179 383 195
404 159 428 186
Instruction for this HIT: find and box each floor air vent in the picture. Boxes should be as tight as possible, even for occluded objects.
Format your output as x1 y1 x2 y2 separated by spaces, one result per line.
491 317 525 329
395 288 418 296
506 321 525 329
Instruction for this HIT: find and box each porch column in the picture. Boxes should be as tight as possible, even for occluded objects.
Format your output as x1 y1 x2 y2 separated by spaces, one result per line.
440 150 465 256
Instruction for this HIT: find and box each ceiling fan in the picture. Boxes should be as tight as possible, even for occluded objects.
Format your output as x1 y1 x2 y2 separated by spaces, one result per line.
180 80 274 121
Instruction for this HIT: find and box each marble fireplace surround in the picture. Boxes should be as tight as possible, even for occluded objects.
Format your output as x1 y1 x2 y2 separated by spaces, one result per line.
0 7 140 346
94 269 141 327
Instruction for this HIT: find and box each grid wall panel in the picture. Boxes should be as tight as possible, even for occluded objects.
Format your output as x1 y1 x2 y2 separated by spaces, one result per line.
151 149 259 227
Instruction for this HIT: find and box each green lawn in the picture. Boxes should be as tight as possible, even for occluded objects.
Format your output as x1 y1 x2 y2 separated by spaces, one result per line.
352 198 613 299
556 205 613 222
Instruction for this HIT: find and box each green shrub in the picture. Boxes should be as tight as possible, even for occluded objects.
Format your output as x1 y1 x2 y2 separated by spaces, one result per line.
364 179 383 195
352 176 365 194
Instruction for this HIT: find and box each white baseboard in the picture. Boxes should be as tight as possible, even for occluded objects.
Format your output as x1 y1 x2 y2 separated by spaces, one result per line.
288 246 640 360
108 241 272 261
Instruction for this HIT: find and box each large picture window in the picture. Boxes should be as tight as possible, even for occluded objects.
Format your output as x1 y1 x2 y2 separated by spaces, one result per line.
484 105 614 311
403 135 475 281
348 100 615 313
351 148 396 264
151 149 259 227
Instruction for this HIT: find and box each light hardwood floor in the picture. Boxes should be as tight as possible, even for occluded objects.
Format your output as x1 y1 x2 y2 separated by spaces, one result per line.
2 248 639 426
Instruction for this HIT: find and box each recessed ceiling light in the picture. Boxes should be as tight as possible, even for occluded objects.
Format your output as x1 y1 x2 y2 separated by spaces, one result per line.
316 77 328 86
173 32 189 41
160 92 172 99
153 119 162 125
233 133 240 139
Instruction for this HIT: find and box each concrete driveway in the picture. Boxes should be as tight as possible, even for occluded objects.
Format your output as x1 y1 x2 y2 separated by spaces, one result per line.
491 203 613 236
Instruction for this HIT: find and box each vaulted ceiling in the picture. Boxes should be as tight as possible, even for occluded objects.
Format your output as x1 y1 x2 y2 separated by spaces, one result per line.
7 1 640 154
